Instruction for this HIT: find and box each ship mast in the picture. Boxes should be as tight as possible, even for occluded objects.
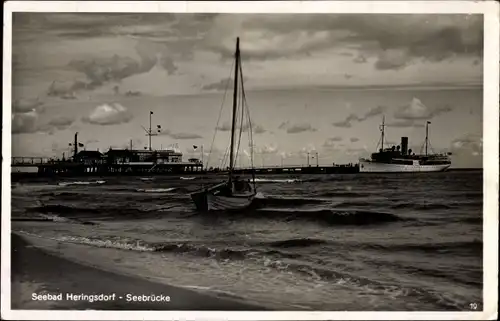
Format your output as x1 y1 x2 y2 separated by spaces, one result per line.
142 111 158 151
73 132 78 160
229 37 240 182
425 121 430 156
379 115 386 151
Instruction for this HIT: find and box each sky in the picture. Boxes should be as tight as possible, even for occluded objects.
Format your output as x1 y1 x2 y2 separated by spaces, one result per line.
11 13 483 168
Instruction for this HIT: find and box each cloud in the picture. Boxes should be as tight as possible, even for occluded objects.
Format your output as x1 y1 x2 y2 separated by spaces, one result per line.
82 103 133 125
12 98 44 114
254 124 266 134
322 139 337 150
279 151 294 159
386 119 425 128
394 97 452 120
254 144 278 155
205 14 482 66
375 49 412 70
12 106 75 135
168 132 203 140
298 144 318 156
449 133 482 167
350 137 359 142
216 121 266 134
278 121 317 134
353 55 367 63
12 110 39 134
202 78 233 91
332 106 385 128
451 133 482 152
345 146 370 157
159 129 203 140
45 41 179 98
85 138 100 144
40 116 75 134
201 76 250 92
48 116 74 129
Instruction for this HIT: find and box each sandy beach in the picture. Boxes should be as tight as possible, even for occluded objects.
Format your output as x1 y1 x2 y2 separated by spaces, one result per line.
10 233 267 310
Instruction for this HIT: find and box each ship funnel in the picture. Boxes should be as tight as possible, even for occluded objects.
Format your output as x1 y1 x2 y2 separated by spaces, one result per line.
401 137 408 155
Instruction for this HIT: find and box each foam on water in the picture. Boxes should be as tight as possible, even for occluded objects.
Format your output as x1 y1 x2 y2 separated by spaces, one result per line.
136 188 176 193
58 180 106 186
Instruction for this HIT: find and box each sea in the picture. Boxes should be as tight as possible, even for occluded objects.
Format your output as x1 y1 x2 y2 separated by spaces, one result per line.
11 171 483 311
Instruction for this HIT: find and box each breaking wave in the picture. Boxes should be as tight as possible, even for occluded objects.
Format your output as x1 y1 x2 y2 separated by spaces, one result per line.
254 178 302 183
14 231 466 310
58 180 106 186
136 188 177 193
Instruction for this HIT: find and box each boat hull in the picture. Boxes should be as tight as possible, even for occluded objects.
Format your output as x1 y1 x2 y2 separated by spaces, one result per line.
190 182 256 212
359 160 451 173
207 193 255 211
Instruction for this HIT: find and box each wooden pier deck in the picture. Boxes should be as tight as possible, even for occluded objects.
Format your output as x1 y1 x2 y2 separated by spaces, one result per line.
11 157 359 177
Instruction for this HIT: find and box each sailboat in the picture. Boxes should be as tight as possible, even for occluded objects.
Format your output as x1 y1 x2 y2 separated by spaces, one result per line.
190 37 257 211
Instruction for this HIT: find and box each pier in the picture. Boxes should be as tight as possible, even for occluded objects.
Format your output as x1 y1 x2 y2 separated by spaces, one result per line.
11 157 203 176
11 156 359 178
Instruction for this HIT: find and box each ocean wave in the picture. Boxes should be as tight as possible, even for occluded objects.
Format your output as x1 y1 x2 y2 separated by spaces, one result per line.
333 200 378 208
136 188 176 193
391 203 452 210
18 233 301 261
265 238 328 248
58 180 106 186
139 177 155 181
256 259 463 309
317 191 372 198
180 177 196 180
254 178 302 183
456 217 482 224
25 204 156 220
359 239 483 256
253 195 326 207
251 208 404 226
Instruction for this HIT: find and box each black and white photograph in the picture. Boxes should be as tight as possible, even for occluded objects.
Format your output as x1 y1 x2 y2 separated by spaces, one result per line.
2 1 498 320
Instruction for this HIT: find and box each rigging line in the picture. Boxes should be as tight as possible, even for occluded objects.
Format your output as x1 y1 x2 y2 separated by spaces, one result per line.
234 66 245 169
240 60 255 172
221 139 231 169
205 58 235 169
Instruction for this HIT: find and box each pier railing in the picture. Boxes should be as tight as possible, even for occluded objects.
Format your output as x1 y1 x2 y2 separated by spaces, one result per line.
11 157 52 165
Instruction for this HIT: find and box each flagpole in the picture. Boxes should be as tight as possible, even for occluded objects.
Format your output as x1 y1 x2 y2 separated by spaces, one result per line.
201 145 204 170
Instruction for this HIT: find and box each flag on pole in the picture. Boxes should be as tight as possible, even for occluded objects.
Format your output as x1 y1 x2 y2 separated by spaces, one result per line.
150 111 153 115
157 125 161 128
78 143 84 147
427 121 431 124
193 145 198 149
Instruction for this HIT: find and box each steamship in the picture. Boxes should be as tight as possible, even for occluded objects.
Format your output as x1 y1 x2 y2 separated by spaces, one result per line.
359 117 451 173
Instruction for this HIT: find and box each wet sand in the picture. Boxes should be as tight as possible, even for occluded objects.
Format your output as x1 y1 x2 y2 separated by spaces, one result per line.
10 233 268 310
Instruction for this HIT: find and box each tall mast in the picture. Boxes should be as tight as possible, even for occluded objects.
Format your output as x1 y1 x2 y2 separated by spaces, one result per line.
229 37 240 179
149 111 152 151
425 121 429 156
74 132 78 160
380 115 385 151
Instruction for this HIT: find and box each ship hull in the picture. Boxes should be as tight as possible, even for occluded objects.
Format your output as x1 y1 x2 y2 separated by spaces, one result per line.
359 160 451 173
